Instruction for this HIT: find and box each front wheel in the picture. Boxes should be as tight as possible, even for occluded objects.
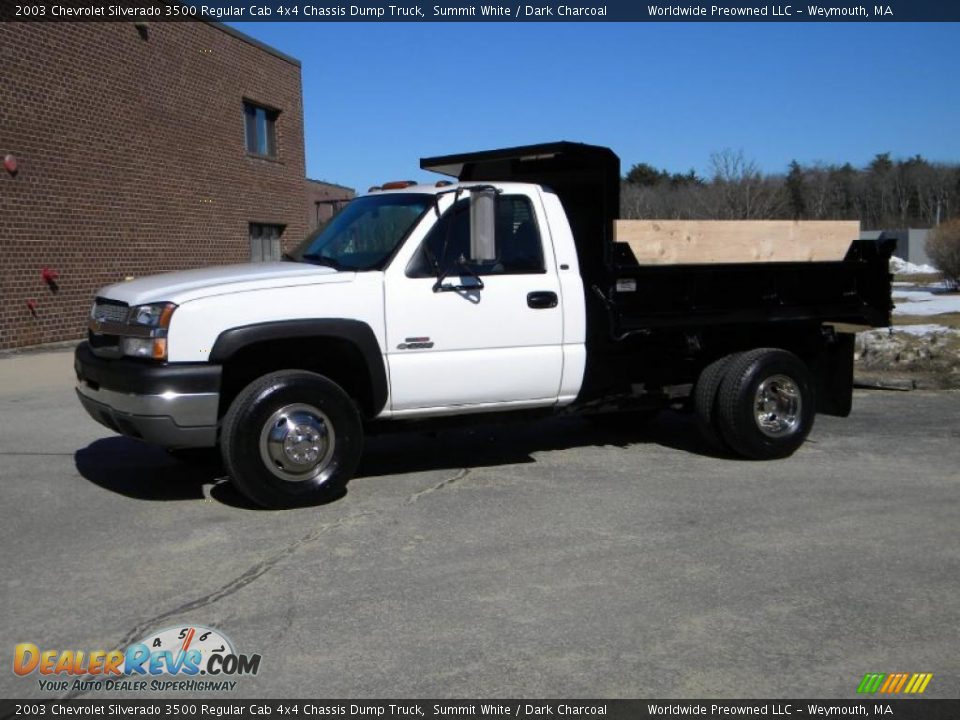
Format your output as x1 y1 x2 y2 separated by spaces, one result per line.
716 349 815 460
220 370 364 508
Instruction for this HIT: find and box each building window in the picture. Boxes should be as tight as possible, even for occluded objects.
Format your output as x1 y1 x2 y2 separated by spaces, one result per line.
250 223 284 262
243 102 278 158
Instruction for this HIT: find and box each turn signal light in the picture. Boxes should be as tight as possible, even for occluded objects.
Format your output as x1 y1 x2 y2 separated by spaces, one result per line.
152 338 168 360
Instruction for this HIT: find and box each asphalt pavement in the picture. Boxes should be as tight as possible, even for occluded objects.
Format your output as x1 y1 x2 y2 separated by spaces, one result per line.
1 347 958 699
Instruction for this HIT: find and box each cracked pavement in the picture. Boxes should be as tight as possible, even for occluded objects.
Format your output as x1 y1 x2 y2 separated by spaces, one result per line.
1 348 958 699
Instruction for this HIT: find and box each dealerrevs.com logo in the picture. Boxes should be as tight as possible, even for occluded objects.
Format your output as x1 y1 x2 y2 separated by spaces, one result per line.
13 625 261 693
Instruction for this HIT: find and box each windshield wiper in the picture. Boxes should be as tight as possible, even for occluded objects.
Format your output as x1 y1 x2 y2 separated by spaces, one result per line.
301 254 347 271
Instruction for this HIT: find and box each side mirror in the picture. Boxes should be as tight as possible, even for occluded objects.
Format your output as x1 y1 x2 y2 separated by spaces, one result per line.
468 188 497 263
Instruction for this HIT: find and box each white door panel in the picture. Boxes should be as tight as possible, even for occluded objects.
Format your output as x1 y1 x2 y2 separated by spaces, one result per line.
388 276 561 349
386 274 563 410
384 190 565 412
389 345 564 410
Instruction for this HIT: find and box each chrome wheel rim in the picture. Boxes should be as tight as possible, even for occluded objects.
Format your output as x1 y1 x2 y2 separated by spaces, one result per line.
259 403 336 483
754 374 802 438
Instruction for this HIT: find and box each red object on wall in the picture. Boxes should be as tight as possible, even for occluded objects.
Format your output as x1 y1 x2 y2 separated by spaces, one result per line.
41 267 60 283
3 154 17 175
26 300 38 313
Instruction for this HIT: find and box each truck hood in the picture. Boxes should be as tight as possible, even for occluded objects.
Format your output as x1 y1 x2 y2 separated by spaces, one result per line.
96 262 350 306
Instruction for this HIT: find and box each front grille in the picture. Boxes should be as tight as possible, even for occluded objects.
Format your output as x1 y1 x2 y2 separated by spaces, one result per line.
89 297 128 358
88 329 123 358
92 298 129 324
88 329 119 348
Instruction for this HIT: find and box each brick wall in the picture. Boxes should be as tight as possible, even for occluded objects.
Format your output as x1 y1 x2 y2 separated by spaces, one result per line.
0 22 307 349
305 179 354 232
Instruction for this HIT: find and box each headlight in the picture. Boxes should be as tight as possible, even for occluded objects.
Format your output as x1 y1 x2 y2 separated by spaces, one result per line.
121 337 168 360
120 303 176 360
128 303 176 328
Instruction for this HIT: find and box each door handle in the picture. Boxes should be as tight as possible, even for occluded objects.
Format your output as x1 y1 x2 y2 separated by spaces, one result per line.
527 291 558 309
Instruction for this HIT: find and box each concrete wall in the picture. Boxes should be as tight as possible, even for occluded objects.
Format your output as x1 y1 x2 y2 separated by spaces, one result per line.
861 228 932 267
907 229 932 266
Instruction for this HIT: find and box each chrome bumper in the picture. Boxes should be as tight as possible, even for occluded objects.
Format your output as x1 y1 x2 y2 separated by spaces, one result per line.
74 342 221 449
76 383 218 448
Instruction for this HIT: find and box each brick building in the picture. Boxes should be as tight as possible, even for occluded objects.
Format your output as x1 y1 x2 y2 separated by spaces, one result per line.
305 178 355 232
0 22 345 350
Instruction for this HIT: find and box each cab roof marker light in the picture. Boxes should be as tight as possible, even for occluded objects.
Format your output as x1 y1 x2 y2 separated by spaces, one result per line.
380 180 418 190
519 153 557 162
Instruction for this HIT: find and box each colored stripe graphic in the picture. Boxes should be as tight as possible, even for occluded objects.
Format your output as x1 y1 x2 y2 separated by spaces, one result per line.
879 674 898 693
904 673 933 694
857 673 885 693
857 672 932 694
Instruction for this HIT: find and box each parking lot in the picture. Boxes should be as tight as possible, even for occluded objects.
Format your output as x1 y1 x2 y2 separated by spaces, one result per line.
1 347 958 699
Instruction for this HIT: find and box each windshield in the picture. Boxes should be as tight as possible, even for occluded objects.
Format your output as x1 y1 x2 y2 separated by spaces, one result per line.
289 193 432 270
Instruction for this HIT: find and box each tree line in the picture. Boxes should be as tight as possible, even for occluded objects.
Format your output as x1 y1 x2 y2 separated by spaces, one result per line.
621 150 960 229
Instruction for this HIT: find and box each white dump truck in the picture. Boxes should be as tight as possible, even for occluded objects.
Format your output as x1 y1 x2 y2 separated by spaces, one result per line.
76 142 893 507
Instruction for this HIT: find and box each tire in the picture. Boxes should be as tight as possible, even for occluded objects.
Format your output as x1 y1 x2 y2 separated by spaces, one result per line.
693 354 736 450
716 348 815 460
220 370 364 509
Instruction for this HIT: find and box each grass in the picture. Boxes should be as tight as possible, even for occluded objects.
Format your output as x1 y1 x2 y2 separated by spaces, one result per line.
893 313 960 330
894 272 945 285
833 313 960 335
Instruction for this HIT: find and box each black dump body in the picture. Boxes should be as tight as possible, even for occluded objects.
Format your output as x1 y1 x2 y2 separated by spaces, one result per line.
422 141 893 331
610 238 893 331
423 142 894 407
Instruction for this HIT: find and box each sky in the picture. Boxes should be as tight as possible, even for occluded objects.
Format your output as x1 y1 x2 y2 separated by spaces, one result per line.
227 22 960 192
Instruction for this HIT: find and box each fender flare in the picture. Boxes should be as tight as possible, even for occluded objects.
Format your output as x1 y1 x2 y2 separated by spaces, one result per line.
209 319 388 416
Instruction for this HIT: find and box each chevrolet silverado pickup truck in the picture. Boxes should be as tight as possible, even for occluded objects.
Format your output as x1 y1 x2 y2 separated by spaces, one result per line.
76 142 893 508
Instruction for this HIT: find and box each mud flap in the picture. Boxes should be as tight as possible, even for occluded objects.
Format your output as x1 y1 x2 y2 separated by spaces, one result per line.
812 332 855 417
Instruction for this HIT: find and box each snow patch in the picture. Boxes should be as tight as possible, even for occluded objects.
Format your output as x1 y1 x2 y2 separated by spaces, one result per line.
890 256 939 274
892 289 960 316
892 324 959 337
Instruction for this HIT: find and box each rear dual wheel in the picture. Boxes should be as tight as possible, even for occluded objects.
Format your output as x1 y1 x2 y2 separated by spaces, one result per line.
693 353 736 450
695 349 815 460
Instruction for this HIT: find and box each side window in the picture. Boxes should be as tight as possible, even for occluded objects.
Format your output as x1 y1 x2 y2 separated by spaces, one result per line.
407 195 545 278
243 101 279 158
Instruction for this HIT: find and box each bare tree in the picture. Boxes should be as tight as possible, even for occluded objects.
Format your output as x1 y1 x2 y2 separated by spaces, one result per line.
618 150 960 226
926 219 960 288
806 163 834 219
708 149 786 219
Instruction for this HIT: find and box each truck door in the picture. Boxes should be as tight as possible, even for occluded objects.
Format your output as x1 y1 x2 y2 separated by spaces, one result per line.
384 192 564 413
